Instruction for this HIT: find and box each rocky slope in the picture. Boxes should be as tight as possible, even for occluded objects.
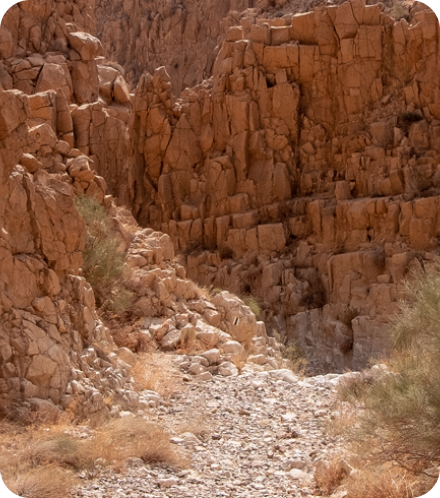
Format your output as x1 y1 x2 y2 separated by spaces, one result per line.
72 367 345 498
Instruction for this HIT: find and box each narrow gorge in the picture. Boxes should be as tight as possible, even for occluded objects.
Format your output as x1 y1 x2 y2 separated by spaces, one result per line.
0 0 439 496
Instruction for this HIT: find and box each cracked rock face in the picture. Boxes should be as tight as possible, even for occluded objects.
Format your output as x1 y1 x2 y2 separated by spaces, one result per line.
0 0 439 419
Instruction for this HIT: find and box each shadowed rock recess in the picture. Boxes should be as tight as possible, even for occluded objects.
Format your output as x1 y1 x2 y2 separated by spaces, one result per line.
0 0 438 445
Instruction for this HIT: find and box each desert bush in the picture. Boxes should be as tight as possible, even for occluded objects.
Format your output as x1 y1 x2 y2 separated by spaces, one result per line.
337 372 375 405
75 195 133 311
343 263 440 476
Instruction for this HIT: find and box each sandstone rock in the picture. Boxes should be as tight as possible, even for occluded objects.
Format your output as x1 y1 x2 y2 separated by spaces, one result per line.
218 362 238 377
113 75 131 105
20 153 42 173
68 32 102 61
0 26 14 58
116 347 136 366
200 349 220 365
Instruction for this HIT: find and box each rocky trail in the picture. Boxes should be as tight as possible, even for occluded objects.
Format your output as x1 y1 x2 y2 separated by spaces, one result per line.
72 362 342 498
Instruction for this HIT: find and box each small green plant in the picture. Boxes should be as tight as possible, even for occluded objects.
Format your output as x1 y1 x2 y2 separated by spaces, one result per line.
242 295 261 319
74 195 133 311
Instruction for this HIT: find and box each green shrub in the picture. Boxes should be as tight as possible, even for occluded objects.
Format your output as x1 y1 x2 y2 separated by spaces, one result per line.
74 196 133 311
242 295 261 319
343 263 440 474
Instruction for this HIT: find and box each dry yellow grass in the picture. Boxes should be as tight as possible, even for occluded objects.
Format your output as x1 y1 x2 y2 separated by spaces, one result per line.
171 412 212 439
131 352 183 400
344 466 431 498
89 417 189 470
326 401 358 438
7 467 77 498
314 455 351 495
0 414 188 496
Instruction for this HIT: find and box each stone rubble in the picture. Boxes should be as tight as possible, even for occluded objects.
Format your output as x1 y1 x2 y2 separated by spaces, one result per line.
71 366 345 498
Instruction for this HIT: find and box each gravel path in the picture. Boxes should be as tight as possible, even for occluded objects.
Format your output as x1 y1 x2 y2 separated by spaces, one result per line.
72 365 342 498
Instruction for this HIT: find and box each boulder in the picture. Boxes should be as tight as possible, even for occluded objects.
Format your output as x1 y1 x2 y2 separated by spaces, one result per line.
68 32 102 61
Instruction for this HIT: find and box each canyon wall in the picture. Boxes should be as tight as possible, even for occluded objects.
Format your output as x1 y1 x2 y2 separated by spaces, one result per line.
0 0 279 420
1 0 439 415
108 0 439 372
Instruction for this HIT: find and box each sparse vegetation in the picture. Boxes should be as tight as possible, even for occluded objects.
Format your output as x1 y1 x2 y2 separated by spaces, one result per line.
339 306 359 330
314 455 352 495
344 466 427 498
242 295 262 319
131 352 183 400
75 195 133 311
273 331 307 375
333 263 440 496
389 1 409 21
1 409 187 496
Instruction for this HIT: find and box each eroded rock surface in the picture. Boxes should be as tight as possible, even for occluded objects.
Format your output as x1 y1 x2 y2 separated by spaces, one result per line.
0 0 439 421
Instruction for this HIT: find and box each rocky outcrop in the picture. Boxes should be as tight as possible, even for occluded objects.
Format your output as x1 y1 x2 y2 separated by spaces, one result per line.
118 0 439 372
1 0 439 413
0 8 280 418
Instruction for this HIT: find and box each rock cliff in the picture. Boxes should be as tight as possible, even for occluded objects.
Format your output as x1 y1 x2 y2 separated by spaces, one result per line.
106 0 439 372
0 0 439 422
0 1 280 421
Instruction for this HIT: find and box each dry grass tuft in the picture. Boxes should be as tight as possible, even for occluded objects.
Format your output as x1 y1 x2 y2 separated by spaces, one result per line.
0 411 188 495
272 331 307 376
8 467 77 498
344 467 429 498
314 455 351 495
336 371 374 404
89 417 188 469
326 401 357 437
178 327 197 355
231 353 247 375
131 352 183 399
171 412 212 440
